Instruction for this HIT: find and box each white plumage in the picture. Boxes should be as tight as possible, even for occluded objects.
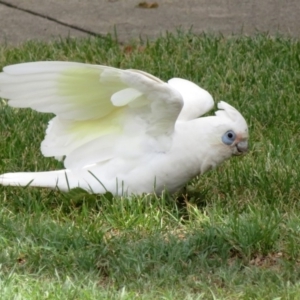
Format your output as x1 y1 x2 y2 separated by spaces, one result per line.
0 62 249 195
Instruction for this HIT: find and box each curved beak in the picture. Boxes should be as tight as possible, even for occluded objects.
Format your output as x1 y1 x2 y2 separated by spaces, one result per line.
235 140 248 155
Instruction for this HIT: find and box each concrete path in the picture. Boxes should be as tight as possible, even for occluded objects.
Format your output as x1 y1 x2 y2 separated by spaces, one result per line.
1 0 300 45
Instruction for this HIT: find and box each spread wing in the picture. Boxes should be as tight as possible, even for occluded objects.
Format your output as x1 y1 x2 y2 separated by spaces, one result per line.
0 61 183 169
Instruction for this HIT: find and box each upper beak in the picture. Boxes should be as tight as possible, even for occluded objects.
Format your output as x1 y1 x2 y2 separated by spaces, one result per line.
235 140 248 155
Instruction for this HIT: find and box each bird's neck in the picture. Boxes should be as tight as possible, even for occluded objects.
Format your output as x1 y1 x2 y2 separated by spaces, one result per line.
172 118 230 176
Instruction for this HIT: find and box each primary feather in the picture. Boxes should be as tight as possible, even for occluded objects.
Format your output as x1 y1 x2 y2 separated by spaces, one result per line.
0 61 249 195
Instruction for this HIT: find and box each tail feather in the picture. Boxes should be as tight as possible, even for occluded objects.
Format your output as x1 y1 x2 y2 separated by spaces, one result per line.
0 170 81 191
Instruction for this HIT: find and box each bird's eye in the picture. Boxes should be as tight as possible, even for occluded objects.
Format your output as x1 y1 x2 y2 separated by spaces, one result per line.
222 130 236 145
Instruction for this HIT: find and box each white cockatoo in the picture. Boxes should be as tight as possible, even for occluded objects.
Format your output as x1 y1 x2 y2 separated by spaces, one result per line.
0 62 249 195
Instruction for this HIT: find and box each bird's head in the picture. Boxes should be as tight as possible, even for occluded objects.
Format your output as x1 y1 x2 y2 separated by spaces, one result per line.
211 101 249 157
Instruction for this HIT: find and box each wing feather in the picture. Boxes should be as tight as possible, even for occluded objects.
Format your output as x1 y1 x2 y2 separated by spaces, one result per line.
0 61 184 169
168 78 214 121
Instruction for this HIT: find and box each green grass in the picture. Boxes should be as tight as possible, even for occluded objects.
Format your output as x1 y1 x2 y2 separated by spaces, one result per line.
1 31 300 299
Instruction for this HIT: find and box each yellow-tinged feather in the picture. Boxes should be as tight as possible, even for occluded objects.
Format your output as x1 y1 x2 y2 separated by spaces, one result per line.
42 108 124 157
57 67 127 119
66 109 123 137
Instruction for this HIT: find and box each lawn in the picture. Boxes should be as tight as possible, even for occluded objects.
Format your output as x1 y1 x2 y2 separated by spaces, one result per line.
0 32 300 299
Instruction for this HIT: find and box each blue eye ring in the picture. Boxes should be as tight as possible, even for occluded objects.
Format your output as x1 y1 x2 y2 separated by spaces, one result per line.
222 130 236 145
